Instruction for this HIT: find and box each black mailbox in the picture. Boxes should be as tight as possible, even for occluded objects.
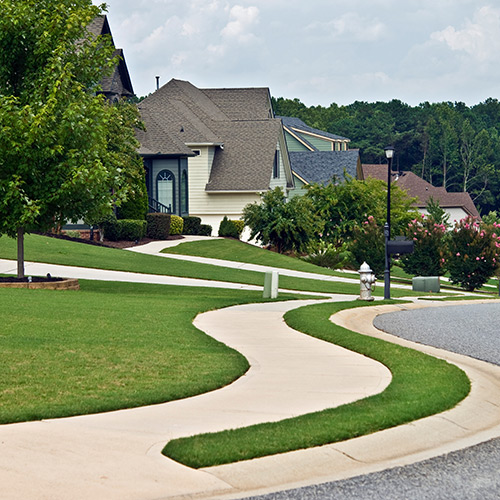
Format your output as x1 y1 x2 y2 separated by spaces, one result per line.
387 239 414 255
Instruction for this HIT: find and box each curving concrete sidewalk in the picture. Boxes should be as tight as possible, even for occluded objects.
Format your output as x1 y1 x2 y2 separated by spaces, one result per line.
2 239 500 499
0 298 392 500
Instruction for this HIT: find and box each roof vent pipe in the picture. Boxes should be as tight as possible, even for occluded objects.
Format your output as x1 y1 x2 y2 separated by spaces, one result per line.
155 76 160 90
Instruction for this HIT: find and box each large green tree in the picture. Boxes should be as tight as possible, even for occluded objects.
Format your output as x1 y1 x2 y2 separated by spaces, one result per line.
0 0 144 276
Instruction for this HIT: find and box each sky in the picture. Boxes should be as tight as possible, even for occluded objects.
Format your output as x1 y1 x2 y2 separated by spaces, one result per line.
96 0 500 107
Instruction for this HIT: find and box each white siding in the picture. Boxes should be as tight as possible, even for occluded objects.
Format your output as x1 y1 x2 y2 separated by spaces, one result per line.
187 146 215 215
419 207 468 224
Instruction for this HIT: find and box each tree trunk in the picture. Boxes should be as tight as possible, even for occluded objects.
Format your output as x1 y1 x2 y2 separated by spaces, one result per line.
17 226 25 278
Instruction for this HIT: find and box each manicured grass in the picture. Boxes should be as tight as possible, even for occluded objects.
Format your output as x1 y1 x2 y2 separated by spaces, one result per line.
0 234 423 297
163 300 470 468
0 280 303 424
163 238 346 277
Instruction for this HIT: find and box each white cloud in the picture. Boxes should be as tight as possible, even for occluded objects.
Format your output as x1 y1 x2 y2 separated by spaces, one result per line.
306 12 386 42
221 5 260 43
431 5 500 61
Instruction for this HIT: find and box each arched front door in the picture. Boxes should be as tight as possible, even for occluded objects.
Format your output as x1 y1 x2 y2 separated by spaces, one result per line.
156 169 174 213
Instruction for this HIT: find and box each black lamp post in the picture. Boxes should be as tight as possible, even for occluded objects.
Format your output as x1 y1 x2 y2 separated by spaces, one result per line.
384 146 395 300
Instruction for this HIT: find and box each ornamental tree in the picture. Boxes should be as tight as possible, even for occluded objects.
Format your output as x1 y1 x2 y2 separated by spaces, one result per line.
0 0 144 276
400 214 448 276
349 216 387 277
446 217 500 291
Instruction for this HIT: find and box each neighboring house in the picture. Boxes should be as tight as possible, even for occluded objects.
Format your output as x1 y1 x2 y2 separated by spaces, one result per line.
136 79 294 232
279 116 362 196
362 165 480 221
86 16 134 101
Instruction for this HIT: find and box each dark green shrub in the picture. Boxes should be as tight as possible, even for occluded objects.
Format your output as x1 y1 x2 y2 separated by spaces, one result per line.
98 213 120 241
170 215 184 235
117 186 148 221
146 213 171 239
349 216 387 277
243 188 320 253
218 216 240 239
182 216 202 235
118 219 147 241
199 224 212 236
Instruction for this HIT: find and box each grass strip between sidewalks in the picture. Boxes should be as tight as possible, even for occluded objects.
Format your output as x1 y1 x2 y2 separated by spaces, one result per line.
0 234 423 297
162 238 346 277
163 300 470 468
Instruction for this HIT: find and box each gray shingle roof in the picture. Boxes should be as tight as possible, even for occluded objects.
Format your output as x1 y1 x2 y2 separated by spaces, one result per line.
86 16 134 98
290 150 360 185
206 120 283 191
203 88 273 120
138 79 289 190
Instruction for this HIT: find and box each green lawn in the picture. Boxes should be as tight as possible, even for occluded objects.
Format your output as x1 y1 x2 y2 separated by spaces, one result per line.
163 238 346 277
0 280 305 424
0 234 425 297
163 300 470 468
0 235 471 468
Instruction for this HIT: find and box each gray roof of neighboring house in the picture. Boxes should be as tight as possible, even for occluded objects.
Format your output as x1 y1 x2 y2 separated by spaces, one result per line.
290 150 360 185
86 16 134 98
138 79 292 190
279 116 350 142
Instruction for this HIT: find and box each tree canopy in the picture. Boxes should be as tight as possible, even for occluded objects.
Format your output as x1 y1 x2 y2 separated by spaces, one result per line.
273 96 500 215
0 0 144 276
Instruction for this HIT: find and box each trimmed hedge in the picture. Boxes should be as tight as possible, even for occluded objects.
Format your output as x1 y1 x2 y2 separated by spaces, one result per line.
170 215 184 235
199 224 212 236
146 213 171 239
119 219 147 241
99 214 147 241
218 216 243 239
99 213 120 241
182 216 202 235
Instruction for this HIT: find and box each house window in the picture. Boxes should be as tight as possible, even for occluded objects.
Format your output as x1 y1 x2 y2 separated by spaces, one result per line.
273 150 280 179
181 170 188 214
156 169 175 212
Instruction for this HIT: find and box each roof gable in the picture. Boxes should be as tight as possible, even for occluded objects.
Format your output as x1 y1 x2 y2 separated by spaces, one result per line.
86 16 134 98
138 79 292 191
362 165 480 218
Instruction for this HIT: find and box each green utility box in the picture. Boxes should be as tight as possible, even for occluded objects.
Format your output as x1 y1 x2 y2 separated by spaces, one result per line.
412 276 440 293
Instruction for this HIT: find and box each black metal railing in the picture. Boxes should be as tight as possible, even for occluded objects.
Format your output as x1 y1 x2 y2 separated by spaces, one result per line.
148 197 172 214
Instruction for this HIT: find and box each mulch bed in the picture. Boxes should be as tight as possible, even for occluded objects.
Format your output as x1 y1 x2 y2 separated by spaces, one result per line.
39 232 184 249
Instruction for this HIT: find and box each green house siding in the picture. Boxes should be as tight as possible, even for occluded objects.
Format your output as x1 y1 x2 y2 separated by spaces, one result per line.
296 132 333 151
284 130 310 152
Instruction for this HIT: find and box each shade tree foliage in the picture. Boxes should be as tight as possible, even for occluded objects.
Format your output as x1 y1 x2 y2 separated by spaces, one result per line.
0 0 144 276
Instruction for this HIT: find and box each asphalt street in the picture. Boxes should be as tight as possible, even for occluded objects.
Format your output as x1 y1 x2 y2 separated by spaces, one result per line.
243 302 500 500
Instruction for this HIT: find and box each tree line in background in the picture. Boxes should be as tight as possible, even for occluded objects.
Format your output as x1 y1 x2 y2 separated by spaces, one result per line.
272 96 500 216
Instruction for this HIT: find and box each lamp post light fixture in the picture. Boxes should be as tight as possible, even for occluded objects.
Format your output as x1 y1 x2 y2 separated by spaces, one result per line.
384 146 395 300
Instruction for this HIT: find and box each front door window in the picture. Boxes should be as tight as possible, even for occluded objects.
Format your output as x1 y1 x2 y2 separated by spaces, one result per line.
157 170 174 212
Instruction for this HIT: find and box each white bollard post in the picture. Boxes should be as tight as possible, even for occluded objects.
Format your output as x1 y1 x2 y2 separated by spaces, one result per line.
263 271 279 299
